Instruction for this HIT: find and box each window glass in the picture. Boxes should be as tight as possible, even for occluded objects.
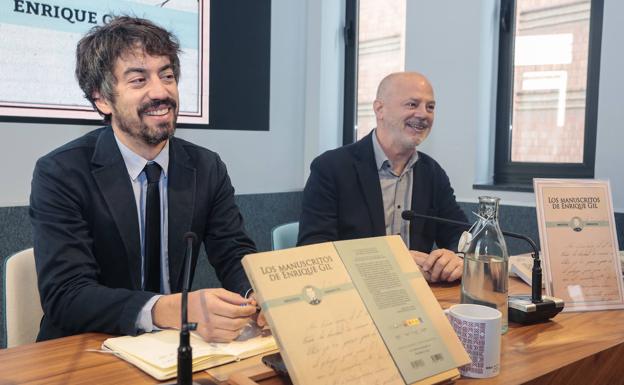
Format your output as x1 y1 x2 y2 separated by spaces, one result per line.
510 0 591 163
355 0 406 141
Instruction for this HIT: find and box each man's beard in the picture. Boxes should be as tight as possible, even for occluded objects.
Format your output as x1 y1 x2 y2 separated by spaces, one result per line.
115 98 178 145
403 117 431 146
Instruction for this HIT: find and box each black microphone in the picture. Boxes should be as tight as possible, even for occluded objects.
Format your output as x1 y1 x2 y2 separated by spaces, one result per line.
401 210 564 324
166 232 201 385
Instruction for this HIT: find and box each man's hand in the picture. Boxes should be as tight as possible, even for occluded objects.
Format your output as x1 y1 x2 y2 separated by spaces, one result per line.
410 249 463 282
248 293 267 328
152 288 257 342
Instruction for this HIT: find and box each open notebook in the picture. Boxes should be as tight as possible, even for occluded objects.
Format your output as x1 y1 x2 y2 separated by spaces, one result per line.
102 329 277 380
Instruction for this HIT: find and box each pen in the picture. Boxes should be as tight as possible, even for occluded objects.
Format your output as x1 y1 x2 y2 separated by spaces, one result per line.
240 303 262 312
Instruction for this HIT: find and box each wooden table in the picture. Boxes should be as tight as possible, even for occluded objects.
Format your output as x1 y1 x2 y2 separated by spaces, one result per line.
436 279 624 385
1 280 623 385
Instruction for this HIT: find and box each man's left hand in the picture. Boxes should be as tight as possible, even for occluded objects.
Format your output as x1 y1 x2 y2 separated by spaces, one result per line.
410 249 463 282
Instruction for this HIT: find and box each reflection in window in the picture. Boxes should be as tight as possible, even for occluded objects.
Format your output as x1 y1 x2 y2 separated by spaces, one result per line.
355 0 406 141
510 0 590 163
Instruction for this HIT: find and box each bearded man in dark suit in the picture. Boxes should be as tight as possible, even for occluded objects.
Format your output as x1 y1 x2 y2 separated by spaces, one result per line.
30 16 261 342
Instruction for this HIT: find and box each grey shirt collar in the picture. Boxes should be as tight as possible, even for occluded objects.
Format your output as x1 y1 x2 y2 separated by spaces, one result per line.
371 129 419 174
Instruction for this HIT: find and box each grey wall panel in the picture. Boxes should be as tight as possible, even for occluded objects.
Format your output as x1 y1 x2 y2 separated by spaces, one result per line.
0 192 302 347
1 196 622 348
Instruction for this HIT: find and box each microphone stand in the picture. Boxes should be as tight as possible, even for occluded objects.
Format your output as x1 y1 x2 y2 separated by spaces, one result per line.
166 232 201 385
401 211 542 301
401 210 564 323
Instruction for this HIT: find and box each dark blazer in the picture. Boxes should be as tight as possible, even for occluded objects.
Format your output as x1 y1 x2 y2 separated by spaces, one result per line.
297 131 467 252
30 127 255 341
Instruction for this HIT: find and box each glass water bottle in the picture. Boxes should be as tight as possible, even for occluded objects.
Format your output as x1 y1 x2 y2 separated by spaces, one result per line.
460 196 509 333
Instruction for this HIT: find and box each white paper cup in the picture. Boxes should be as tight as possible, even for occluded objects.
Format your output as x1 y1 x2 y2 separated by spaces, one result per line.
446 304 502 378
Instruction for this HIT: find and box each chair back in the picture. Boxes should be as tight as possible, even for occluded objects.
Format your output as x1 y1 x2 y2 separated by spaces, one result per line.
3 248 43 348
271 222 299 250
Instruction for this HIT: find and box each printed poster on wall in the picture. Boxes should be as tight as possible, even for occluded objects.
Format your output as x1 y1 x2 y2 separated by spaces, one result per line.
534 178 624 312
0 0 209 125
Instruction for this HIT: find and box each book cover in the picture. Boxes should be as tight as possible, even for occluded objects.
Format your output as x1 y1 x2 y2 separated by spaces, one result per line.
102 329 277 380
242 235 470 385
534 179 624 311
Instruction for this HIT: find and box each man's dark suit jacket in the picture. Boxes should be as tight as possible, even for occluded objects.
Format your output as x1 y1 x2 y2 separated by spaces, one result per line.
30 127 255 341
297 131 467 252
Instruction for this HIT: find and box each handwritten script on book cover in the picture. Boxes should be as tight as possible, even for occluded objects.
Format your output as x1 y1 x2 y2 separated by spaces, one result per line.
534 179 624 311
243 236 469 385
